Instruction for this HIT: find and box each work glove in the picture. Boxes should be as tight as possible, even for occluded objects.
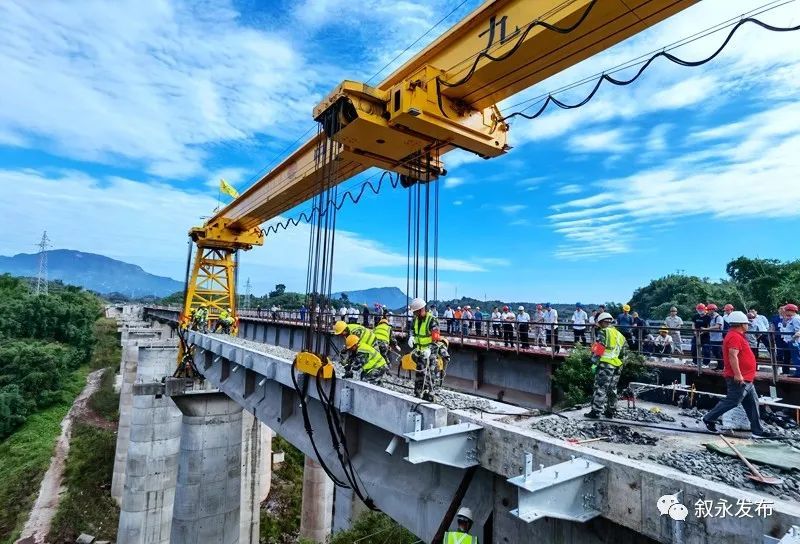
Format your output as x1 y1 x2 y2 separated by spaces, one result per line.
408 336 415 348
422 347 431 360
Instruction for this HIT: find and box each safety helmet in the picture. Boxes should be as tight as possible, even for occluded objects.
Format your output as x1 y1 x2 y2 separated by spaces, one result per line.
456 507 473 523
536 304 543 310
465 305 471 309
439 337 449 348
597 312 613 322
409 298 426 312
659 327 668 333
379 318 389 325
785 303 799 313
502 306 509 311
727 311 748 324
695 303 706 311
518 306 524 311
622 304 631 312
706 303 718 311
345 334 360 349
457 306 462 310
333 321 348 335
723 304 734 312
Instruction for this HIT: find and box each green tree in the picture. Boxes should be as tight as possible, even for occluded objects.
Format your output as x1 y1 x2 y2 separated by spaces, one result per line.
269 283 287 298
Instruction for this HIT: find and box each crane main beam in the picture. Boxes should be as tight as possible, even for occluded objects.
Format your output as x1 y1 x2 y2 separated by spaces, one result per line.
204 0 697 235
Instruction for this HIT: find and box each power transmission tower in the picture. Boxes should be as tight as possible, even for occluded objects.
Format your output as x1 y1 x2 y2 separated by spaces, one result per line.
35 231 52 296
243 277 252 310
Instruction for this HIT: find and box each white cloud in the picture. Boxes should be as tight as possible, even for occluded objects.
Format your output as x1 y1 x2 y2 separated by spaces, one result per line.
444 177 466 189
0 0 327 178
452 200 463 206
548 101 800 259
205 167 249 189
570 128 632 154
500 204 527 215
0 168 491 293
556 184 582 195
645 124 671 153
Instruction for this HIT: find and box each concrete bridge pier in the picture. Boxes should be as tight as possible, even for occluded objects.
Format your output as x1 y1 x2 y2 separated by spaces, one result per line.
117 344 182 544
240 411 271 544
111 341 139 503
170 392 244 544
299 456 334 543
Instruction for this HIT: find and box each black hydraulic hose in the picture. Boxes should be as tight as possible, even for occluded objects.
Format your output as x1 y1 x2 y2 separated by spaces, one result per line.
502 16 800 122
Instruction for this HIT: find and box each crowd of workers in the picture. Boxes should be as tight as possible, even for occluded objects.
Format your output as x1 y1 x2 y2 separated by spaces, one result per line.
249 300 800 378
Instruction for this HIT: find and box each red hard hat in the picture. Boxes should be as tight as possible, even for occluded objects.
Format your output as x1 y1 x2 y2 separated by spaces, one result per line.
785 303 798 313
723 304 734 311
706 303 718 311
503 306 509 311
536 304 543 309
695 303 706 311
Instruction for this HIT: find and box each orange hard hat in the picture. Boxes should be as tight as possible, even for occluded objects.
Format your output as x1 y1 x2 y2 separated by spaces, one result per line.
706 303 718 311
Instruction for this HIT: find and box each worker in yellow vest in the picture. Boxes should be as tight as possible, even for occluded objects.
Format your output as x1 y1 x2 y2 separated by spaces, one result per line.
333 320 376 348
342 334 387 384
443 507 477 544
373 318 398 360
408 297 442 401
585 312 627 419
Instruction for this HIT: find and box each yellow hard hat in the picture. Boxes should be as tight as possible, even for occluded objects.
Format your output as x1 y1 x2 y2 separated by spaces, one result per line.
379 318 389 325
623 304 631 312
345 334 360 350
333 321 348 335
439 337 449 348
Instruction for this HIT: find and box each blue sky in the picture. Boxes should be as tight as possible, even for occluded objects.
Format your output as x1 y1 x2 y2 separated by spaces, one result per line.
1 0 799 303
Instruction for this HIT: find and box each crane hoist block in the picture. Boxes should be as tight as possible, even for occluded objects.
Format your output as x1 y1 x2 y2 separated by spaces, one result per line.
295 351 334 379
313 70 508 177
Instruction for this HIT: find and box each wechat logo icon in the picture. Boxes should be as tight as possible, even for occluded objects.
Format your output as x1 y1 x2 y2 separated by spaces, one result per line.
657 494 688 521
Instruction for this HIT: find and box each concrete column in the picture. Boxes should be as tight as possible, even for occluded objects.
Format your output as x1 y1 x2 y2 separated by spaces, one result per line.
299 456 334 543
260 423 272 503
239 412 271 544
171 392 243 544
117 345 182 544
111 341 139 503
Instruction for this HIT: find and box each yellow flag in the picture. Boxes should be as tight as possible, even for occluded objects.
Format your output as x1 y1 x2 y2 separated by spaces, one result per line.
219 178 239 199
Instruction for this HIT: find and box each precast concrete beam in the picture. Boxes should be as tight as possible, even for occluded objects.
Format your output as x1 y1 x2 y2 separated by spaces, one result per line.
170 392 243 544
452 410 800 544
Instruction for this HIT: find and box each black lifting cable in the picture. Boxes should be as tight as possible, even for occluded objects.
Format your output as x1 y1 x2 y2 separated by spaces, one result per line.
260 171 400 238
501 15 800 123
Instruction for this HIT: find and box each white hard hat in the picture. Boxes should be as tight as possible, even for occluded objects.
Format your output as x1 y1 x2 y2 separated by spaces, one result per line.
409 297 426 312
456 507 473 522
597 312 613 322
727 310 749 325
518 306 524 311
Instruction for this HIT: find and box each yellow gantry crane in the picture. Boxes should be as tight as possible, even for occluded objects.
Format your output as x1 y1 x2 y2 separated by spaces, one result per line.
181 0 698 335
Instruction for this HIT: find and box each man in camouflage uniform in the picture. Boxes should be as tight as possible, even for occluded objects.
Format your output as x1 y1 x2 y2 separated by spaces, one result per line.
342 334 388 384
586 312 627 419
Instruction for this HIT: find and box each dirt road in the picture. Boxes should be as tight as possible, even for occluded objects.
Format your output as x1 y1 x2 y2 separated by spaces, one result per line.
15 369 106 544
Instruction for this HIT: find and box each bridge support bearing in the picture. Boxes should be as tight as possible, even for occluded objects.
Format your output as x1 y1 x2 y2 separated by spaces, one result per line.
170 392 244 544
507 452 605 523
403 422 482 469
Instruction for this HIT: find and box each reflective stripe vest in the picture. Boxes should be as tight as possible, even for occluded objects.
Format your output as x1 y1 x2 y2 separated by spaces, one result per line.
374 322 391 343
444 532 477 544
599 326 626 367
357 342 386 372
349 324 376 347
413 314 434 347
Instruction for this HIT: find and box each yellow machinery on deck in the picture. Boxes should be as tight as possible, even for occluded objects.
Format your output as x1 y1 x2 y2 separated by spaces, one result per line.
179 0 699 370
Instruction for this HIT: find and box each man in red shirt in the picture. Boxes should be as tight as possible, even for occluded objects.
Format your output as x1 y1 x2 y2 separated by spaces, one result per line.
702 311 774 438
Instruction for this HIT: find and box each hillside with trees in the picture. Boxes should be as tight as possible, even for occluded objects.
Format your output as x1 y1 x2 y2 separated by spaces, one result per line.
627 257 800 319
0 274 102 439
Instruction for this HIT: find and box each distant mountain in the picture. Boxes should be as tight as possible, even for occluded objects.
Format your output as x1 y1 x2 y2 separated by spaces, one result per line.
0 249 183 297
332 287 408 309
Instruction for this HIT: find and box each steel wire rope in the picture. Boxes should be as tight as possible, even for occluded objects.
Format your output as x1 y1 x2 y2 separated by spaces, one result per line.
500 5 800 122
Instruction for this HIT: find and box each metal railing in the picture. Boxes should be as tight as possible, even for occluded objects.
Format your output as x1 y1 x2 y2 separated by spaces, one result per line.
147 306 799 384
